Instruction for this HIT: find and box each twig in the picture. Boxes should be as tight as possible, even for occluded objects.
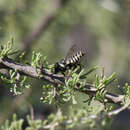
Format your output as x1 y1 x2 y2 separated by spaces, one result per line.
108 102 130 117
29 104 34 120
0 68 9 78
0 57 65 85
76 84 124 104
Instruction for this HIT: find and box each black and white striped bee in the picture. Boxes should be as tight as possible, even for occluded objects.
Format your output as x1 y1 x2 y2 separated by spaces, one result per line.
53 44 86 74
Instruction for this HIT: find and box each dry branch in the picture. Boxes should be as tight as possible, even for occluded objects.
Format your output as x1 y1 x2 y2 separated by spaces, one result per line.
22 0 64 52
108 103 129 117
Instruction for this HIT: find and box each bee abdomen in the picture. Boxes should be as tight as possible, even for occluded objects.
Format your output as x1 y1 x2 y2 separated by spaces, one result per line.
67 51 85 65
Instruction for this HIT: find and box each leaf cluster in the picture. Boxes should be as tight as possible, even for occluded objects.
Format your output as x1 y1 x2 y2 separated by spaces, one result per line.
0 38 130 129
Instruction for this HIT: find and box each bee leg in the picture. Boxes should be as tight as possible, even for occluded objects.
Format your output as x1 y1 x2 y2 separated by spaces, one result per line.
76 63 82 73
59 69 65 76
58 67 66 76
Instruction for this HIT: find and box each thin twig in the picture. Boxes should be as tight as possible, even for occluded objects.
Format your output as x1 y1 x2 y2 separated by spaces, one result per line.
0 57 65 85
108 102 130 117
0 68 9 78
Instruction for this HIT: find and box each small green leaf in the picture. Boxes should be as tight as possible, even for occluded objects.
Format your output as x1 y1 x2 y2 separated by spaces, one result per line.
103 72 116 86
72 95 77 104
80 66 98 79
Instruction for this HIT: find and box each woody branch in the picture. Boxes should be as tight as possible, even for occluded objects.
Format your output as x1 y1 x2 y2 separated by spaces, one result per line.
0 56 125 106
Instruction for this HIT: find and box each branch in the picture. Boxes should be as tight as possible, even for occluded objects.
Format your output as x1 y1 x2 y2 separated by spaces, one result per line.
0 68 9 78
0 57 125 105
76 84 124 104
107 99 130 117
0 57 65 85
22 0 64 53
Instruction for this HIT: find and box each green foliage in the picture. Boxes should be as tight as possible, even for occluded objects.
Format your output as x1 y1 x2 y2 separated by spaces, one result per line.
1 114 24 130
31 51 53 73
41 68 86 105
0 0 130 129
1 69 31 95
94 73 116 103
41 84 55 104
0 43 129 129
43 109 66 130
1 107 110 130
31 51 42 68
80 66 98 79
124 83 130 98
0 37 16 58
41 64 117 110
0 39 129 129
26 116 43 130
0 38 31 95
123 83 130 109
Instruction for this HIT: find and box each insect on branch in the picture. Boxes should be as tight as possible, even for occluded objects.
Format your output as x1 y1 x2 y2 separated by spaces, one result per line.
0 56 125 105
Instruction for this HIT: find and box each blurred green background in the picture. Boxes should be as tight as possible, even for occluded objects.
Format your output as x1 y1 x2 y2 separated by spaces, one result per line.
0 0 130 129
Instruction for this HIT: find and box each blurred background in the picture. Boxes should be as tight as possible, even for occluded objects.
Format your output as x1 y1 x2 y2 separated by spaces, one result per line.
0 0 130 129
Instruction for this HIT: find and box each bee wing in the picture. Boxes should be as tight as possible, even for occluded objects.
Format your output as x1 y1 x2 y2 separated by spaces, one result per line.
65 44 79 60
65 44 87 66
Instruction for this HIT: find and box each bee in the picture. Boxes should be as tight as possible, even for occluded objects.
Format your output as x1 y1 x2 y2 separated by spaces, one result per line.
53 44 86 74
